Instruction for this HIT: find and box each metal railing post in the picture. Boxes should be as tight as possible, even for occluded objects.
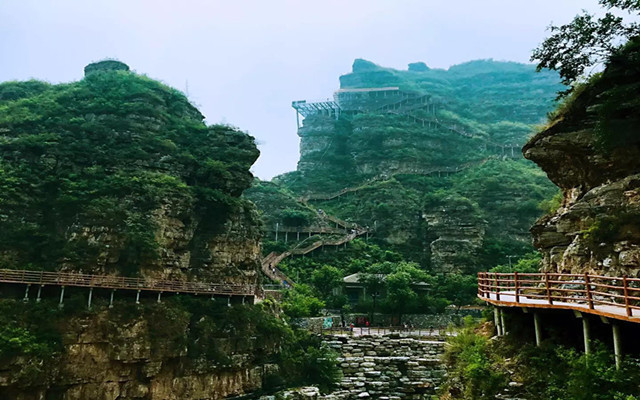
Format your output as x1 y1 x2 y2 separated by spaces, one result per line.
585 273 593 310
545 272 553 305
514 272 520 303
623 275 631 317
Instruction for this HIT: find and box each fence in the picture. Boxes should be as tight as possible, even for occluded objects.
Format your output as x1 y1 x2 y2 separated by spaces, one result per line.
478 272 640 318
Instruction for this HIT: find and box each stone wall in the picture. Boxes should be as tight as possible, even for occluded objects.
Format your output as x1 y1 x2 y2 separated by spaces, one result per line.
322 335 446 399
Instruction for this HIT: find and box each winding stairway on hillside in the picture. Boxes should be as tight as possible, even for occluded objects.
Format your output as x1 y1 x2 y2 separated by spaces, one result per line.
260 214 367 288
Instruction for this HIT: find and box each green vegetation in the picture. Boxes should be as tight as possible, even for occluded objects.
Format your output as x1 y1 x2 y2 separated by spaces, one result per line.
257 58 560 277
274 239 478 319
0 63 258 274
441 319 640 400
531 0 640 92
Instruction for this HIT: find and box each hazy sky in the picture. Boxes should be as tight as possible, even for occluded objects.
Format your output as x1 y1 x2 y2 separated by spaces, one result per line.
1 0 603 179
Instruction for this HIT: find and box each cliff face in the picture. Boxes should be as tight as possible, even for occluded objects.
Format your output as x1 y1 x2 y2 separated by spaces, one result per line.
524 39 640 276
0 61 271 399
0 302 283 400
0 61 261 284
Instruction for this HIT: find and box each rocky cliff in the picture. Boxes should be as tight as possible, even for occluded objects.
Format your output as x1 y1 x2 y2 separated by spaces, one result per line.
524 38 640 276
0 60 261 284
0 61 274 399
0 300 285 400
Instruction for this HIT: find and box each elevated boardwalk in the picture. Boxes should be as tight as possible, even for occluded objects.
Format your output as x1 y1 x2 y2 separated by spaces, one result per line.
478 272 640 324
0 268 259 298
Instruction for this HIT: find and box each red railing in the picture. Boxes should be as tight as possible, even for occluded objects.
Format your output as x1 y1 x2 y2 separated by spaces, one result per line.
0 269 258 297
478 272 640 319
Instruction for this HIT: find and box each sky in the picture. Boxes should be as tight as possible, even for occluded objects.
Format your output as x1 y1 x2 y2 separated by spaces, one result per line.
0 0 604 179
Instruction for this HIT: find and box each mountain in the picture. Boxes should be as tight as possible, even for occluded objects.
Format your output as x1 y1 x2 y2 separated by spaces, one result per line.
251 58 562 273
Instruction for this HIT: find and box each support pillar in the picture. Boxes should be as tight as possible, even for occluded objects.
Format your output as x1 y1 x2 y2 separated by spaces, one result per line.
87 287 93 309
227 296 231 307
297 231 300 241
285 232 288 243
23 284 31 302
534 313 542 347
58 286 65 308
109 290 115 308
494 307 502 336
136 290 141 305
613 324 622 370
242 296 246 305
157 292 162 303
582 318 591 355
500 308 507 335
36 285 43 303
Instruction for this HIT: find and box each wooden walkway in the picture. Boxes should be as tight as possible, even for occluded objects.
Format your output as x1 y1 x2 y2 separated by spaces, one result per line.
0 268 259 297
478 272 640 323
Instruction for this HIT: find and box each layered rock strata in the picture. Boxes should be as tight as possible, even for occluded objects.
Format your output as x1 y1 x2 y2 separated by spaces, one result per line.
524 39 640 276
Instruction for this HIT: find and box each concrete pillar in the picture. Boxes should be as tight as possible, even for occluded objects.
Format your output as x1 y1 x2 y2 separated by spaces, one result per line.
227 296 231 307
297 231 300 241
36 285 43 303
500 308 507 335
58 286 65 308
157 292 162 303
613 324 622 370
23 284 30 302
109 290 115 308
242 296 246 305
87 287 93 309
136 290 141 305
583 318 591 355
534 313 542 347
494 308 502 336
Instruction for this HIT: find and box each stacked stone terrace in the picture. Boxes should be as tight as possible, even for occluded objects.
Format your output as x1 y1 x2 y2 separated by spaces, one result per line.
322 334 446 400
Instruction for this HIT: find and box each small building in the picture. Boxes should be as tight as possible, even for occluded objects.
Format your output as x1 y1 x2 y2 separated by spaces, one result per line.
342 272 429 304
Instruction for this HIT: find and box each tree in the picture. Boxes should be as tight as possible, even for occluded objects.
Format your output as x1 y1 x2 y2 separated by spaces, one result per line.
359 272 387 324
531 0 640 94
280 209 312 228
311 265 342 299
385 271 417 324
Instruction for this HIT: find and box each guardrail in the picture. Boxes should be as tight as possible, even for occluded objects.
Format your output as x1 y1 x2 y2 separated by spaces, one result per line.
478 272 640 319
0 269 258 296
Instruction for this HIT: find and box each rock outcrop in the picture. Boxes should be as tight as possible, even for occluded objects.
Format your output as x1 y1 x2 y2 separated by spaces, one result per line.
524 38 640 276
0 306 281 400
0 61 261 285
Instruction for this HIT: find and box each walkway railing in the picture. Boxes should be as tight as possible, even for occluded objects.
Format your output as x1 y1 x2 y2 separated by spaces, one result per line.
0 268 258 297
478 272 640 321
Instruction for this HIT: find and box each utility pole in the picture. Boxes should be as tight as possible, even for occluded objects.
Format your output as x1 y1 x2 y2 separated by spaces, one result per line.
507 255 518 269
